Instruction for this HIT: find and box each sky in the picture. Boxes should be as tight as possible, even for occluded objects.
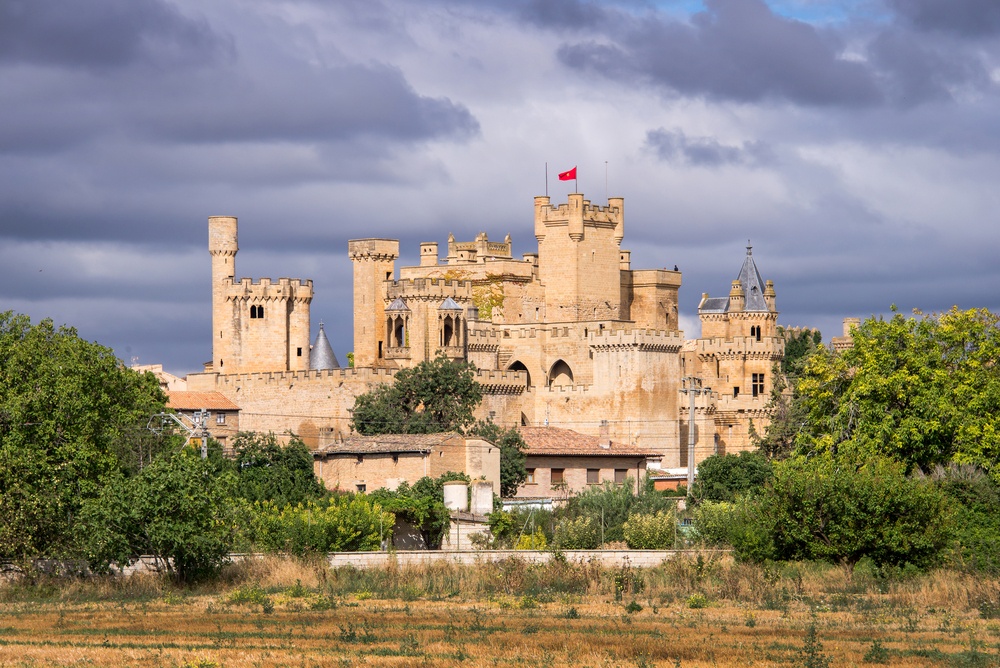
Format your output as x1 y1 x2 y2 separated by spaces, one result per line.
2 0 1000 376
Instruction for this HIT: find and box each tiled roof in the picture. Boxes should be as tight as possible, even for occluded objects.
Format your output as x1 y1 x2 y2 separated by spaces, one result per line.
699 297 729 313
314 432 464 456
166 391 239 411
518 426 660 458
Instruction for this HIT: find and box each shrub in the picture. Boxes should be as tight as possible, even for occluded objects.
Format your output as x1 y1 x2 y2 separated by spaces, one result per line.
246 496 393 555
515 528 548 550
554 516 600 549
623 511 675 549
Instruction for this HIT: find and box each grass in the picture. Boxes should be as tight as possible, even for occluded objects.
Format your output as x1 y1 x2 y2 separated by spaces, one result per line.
0 554 999 666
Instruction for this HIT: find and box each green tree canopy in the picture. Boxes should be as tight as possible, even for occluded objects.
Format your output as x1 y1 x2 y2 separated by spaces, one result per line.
230 432 327 507
350 354 483 435
470 420 527 497
765 455 953 569
694 450 773 502
0 312 166 561
77 449 236 582
790 307 1000 477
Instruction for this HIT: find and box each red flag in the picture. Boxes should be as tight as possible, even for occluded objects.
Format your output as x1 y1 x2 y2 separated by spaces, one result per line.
558 166 577 181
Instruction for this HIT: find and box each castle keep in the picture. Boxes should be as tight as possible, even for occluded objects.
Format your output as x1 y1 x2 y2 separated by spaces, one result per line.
187 192 784 472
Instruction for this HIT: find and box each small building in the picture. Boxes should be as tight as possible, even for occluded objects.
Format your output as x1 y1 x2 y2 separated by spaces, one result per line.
165 390 241 451
515 426 662 499
312 432 500 495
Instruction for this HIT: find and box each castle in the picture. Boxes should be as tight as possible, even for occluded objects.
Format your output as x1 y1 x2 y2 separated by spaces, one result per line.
186 192 784 470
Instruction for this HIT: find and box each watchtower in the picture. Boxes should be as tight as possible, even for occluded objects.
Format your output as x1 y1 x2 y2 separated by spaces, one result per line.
208 216 313 374
349 239 400 367
534 193 624 321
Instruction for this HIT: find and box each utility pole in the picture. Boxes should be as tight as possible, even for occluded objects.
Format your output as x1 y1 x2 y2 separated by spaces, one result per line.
193 408 211 459
680 376 711 497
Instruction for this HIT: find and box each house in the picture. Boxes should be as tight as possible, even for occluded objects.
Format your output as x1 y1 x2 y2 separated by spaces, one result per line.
515 426 662 499
312 432 500 494
165 390 240 451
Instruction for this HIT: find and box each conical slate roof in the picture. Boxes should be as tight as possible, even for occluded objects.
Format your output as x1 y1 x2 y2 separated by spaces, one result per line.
737 245 769 312
310 323 340 370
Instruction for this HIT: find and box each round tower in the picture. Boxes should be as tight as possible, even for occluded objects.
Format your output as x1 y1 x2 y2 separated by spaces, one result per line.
209 216 238 372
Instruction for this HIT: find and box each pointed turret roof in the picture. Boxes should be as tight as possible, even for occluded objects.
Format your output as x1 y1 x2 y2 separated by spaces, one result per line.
438 297 463 311
738 244 769 312
309 323 340 370
699 243 771 314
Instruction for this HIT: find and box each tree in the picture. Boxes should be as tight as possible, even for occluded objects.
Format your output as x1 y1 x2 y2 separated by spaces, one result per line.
0 312 166 561
791 307 1000 478
230 432 327 507
350 354 483 435
764 455 952 569
77 449 236 581
470 420 527 497
693 450 773 502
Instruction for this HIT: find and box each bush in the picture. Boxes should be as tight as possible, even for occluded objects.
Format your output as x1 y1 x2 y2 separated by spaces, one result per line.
245 496 393 555
554 516 600 549
693 500 775 563
515 528 548 550
694 451 773 502
623 511 676 549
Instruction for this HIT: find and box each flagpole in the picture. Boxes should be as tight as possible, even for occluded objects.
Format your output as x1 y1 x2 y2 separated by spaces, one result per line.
545 162 548 197
605 161 608 202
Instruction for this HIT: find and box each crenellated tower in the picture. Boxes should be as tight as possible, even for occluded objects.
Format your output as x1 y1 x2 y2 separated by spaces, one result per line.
349 239 399 368
208 216 313 374
534 194 624 321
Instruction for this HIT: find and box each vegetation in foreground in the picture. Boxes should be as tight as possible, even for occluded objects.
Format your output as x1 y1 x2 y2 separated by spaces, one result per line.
3 555 1000 667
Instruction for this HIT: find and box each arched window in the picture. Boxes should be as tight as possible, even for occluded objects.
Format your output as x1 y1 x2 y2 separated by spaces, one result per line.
548 359 574 387
507 360 531 387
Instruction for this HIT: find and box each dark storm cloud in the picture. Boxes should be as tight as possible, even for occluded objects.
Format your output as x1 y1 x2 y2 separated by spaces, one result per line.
557 0 882 106
868 28 991 106
513 0 609 29
645 128 773 167
886 0 1000 38
0 0 228 70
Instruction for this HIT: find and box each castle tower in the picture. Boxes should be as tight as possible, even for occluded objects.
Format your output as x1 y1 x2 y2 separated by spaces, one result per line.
534 193 624 321
209 217 238 372
208 216 313 375
349 239 399 368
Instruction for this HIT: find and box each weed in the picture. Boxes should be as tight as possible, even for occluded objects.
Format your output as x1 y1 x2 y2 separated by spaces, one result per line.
625 600 643 614
179 661 220 668
284 579 310 598
519 594 538 609
686 593 708 609
863 638 890 663
798 611 831 668
399 633 420 655
564 606 580 619
745 611 757 628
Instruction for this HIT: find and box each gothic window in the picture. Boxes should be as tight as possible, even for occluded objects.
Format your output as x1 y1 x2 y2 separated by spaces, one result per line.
507 361 531 387
752 373 765 397
548 359 574 387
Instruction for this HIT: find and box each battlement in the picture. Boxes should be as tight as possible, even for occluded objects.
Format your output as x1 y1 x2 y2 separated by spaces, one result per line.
475 369 527 394
533 194 623 227
349 238 400 261
589 328 684 352
221 276 314 299
190 366 400 390
387 278 474 301
691 335 784 356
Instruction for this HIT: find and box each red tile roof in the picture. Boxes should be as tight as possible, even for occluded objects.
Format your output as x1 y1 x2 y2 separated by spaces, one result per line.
166 391 240 412
518 426 660 458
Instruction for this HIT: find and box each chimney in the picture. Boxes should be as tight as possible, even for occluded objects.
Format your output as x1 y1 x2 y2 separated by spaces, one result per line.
598 420 610 449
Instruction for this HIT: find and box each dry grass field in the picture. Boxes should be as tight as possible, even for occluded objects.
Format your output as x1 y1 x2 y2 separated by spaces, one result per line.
1 554 999 667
